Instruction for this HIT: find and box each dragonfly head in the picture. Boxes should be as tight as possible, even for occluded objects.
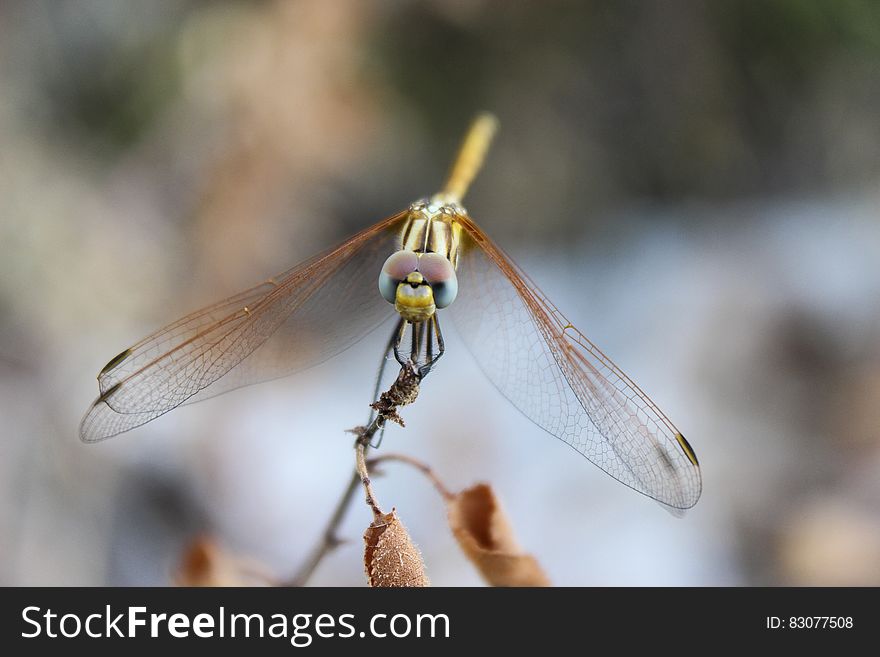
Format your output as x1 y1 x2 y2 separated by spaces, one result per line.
379 250 458 322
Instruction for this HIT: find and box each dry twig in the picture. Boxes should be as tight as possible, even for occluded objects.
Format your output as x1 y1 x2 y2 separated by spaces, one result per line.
286 362 420 586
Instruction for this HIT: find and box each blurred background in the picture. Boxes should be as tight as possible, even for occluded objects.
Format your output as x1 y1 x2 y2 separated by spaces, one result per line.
2 0 880 586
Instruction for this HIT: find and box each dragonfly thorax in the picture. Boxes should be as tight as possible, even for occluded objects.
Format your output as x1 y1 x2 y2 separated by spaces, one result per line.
402 197 465 267
376 198 465 323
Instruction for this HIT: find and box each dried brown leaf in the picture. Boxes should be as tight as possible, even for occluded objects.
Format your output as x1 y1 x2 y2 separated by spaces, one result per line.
448 483 551 587
363 510 430 587
175 535 272 587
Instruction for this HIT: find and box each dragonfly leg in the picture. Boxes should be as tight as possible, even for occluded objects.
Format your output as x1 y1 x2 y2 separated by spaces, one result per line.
426 315 435 365
368 318 404 448
411 319 421 365
418 314 445 379
393 319 410 368
370 318 403 420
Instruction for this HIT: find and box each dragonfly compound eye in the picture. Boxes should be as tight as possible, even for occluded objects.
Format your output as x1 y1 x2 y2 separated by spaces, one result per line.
379 250 420 304
418 252 458 308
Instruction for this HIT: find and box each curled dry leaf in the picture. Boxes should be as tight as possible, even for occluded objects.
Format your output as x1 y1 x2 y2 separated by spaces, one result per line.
363 510 430 587
448 483 551 587
175 535 272 587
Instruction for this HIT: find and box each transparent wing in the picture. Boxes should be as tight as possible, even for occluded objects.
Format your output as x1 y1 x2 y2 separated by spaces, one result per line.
80 211 408 442
448 215 701 510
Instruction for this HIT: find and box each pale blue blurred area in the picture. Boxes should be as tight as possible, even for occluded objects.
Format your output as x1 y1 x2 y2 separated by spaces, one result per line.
2 0 880 586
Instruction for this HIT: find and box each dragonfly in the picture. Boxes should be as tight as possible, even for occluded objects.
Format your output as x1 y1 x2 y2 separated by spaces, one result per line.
81 113 701 512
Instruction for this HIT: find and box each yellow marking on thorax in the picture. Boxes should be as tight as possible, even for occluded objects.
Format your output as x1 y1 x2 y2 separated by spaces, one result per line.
400 201 464 270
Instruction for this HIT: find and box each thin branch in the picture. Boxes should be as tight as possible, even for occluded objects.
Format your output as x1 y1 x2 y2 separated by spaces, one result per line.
285 362 420 586
367 452 455 501
284 470 360 587
356 440 382 518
